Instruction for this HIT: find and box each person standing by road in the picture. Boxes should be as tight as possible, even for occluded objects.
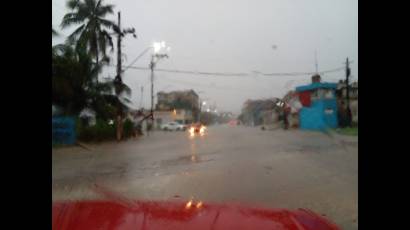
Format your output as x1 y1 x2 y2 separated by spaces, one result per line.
282 104 290 130
284 110 289 130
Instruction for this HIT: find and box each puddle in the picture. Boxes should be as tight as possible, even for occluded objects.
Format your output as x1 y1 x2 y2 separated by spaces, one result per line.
160 155 214 167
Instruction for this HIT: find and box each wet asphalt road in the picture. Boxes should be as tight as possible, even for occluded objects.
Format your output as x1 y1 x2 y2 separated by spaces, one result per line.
52 125 358 229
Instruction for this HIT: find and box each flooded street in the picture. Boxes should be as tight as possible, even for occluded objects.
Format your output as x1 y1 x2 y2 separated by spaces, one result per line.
53 125 357 229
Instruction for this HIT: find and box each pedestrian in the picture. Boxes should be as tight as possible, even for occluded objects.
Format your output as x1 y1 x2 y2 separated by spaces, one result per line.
284 111 289 130
283 106 290 130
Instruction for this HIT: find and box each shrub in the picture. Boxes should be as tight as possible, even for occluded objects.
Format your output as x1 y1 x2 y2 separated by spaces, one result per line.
77 119 116 142
123 119 134 138
76 118 137 142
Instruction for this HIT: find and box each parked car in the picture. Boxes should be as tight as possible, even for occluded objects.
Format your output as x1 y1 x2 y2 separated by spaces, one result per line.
161 122 186 131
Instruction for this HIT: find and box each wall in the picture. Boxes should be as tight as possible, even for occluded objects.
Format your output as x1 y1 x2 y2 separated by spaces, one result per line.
350 100 358 123
299 99 338 130
52 116 76 145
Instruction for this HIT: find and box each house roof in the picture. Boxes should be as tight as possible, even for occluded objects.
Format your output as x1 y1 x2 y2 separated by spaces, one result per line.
295 82 337 92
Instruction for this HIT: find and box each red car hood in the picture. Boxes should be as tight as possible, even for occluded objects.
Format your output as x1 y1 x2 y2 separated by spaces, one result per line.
52 200 340 230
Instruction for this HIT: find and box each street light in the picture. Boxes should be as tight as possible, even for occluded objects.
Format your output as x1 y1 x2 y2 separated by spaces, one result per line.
153 41 168 53
122 41 170 73
149 41 170 131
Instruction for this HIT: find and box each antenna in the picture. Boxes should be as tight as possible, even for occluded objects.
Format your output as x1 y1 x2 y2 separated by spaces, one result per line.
314 50 318 73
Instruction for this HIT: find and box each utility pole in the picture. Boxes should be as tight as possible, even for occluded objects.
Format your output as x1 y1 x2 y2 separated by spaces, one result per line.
345 57 352 127
149 55 155 130
140 86 144 109
198 99 202 123
116 12 122 81
115 11 123 141
148 53 168 132
113 11 136 141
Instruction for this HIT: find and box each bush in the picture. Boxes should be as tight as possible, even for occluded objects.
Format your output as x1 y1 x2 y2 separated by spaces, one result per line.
123 119 134 138
76 118 136 142
335 127 358 136
77 119 116 142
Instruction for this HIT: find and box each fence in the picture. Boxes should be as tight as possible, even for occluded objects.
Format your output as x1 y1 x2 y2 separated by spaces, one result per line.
52 116 76 145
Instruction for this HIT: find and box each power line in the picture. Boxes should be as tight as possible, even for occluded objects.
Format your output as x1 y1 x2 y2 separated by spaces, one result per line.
159 75 274 93
111 64 346 78
260 67 345 76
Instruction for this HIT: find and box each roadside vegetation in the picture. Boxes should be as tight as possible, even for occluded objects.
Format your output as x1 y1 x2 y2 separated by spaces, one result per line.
53 0 133 143
335 126 358 136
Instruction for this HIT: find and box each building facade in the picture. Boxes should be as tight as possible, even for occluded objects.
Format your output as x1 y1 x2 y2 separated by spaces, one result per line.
295 82 338 130
156 90 199 112
154 90 199 128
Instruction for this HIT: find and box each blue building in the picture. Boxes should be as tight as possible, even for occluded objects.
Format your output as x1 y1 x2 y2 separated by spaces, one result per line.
295 81 338 130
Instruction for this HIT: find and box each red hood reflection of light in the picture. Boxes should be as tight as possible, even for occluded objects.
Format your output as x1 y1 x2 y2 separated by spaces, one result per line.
52 200 340 230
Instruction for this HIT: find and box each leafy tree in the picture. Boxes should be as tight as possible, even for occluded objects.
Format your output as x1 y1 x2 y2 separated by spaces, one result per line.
61 0 115 69
52 43 131 119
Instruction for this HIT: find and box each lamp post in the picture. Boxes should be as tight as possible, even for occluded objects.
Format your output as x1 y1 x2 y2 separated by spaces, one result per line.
120 42 169 134
148 41 169 131
199 100 207 122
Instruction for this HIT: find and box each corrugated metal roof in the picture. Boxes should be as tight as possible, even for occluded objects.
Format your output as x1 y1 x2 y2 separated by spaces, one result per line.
295 82 337 92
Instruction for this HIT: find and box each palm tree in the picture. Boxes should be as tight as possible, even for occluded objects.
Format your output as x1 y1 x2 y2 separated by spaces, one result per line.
52 44 94 115
61 0 115 69
52 43 131 120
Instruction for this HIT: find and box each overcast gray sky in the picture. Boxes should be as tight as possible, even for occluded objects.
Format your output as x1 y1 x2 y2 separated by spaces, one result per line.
52 0 358 114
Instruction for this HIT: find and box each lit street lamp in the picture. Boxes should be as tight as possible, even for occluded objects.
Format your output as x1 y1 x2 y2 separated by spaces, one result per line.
149 41 170 131
122 41 170 133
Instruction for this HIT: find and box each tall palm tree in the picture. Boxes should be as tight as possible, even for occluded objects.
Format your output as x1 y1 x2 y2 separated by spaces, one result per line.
61 0 115 68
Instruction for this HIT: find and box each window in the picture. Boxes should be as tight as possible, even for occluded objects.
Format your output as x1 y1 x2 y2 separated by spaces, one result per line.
311 90 319 100
325 108 334 114
324 89 334 99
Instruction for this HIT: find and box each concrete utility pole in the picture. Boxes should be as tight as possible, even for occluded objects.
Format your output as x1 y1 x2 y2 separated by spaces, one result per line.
115 12 123 141
198 100 203 122
116 12 122 81
148 53 168 131
114 11 136 141
150 55 155 118
345 57 352 127
140 86 144 109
